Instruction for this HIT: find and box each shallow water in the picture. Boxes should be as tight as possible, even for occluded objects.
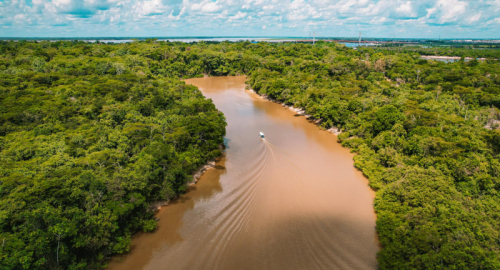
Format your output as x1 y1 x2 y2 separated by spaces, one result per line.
107 76 379 270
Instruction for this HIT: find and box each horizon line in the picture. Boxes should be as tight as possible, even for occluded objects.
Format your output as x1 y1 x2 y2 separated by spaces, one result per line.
1 36 499 40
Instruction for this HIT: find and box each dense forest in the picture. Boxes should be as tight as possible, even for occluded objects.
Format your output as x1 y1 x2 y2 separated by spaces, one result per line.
377 44 500 59
0 40 227 269
1 39 500 269
245 43 500 269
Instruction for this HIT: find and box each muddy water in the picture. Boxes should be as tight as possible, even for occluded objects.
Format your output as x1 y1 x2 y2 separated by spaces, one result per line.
107 76 379 270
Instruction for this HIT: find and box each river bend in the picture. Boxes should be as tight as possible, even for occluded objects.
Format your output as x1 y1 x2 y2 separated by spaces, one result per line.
107 76 379 270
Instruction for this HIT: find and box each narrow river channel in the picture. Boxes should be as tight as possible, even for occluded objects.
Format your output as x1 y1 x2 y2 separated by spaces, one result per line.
107 76 379 270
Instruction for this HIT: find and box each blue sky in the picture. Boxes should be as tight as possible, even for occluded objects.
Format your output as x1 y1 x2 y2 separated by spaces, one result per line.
1 0 499 38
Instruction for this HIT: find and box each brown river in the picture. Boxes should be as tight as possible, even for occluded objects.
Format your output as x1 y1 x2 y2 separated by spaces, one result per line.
107 76 379 270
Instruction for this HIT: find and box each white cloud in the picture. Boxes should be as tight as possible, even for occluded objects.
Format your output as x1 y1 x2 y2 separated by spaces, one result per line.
468 13 481 24
52 0 72 7
370 16 387 24
192 0 222 13
168 6 186 20
228 11 246 21
436 0 467 24
14 14 26 22
201 1 222 12
425 7 436 19
396 1 415 17
0 0 498 38
135 0 168 16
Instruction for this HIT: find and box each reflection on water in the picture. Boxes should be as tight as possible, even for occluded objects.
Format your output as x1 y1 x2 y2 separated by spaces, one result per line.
107 76 379 270
109 156 226 269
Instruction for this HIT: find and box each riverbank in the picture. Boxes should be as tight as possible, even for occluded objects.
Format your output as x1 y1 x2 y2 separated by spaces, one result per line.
148 147 224 212
247 89 342 136
107 75 379 270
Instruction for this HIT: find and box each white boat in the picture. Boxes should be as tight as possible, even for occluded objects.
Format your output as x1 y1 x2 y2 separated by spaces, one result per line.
260 132 265 138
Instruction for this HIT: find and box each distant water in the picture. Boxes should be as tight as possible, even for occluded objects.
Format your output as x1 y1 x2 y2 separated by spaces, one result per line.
81 39 378 47
431 58 460 63
1 37 386 46
86 39 135 43
419 56 479 63
160 38 269 43
84 38 268 43
340 42 377 48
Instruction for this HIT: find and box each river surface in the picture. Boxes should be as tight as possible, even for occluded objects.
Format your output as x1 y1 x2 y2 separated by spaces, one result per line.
107 76 379 270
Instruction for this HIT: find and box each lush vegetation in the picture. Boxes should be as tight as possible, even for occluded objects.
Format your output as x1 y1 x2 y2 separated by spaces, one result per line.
1 39 500 269
0 40 226 269
246 43 500 269
377 45 500 59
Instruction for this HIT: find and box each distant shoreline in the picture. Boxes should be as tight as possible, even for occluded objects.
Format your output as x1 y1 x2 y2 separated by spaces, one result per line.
420 55 491 61
1 37 499 43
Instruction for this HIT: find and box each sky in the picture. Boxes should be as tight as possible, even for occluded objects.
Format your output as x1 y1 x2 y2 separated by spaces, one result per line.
0 0 499 38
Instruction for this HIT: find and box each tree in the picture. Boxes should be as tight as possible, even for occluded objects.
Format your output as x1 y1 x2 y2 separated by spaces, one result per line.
373 105 406 135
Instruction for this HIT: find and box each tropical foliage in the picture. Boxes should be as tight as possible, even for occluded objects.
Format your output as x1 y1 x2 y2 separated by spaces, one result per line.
1 39 500 269
246 42 500 270
377 44 500 59
0 40 226 269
